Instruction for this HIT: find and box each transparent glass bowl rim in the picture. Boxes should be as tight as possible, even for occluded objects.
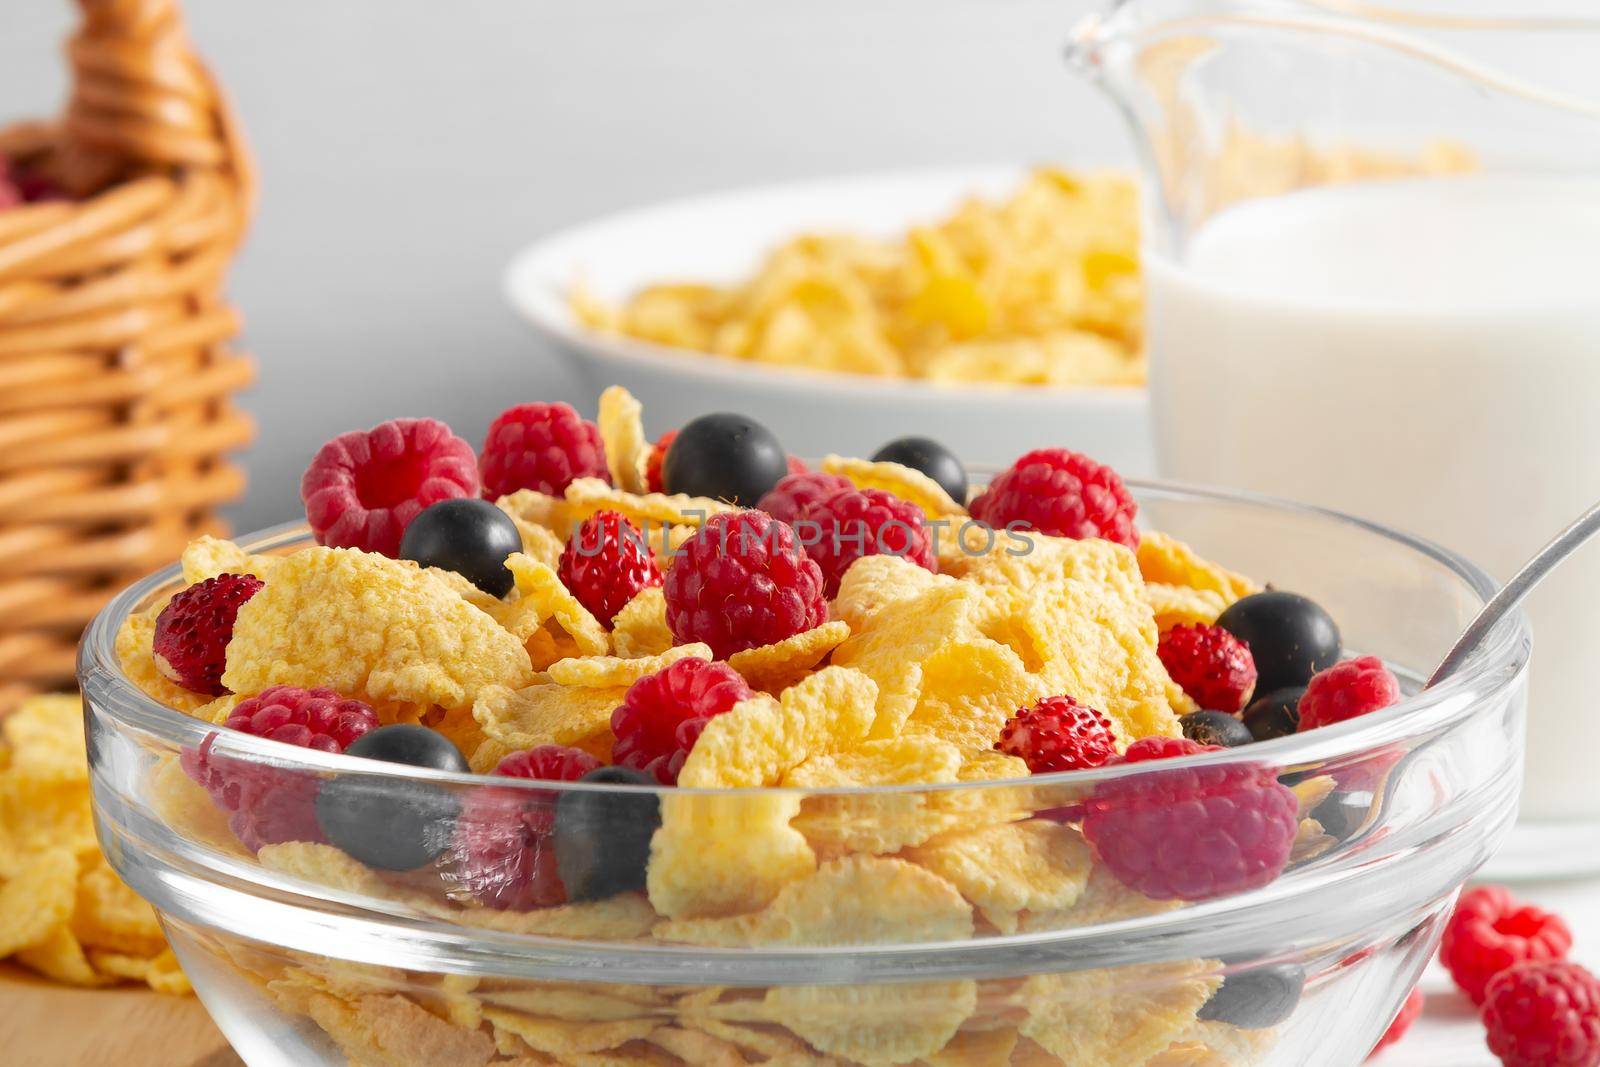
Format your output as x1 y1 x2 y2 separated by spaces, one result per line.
77 477 1530 804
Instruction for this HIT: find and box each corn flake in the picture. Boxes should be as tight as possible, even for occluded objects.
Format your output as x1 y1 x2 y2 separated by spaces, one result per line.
181 534 278 585
473 683 630 760
598 385 650 495
546 643 709 688
222 546 535 713
904 821 1092 934
488 554 610 655
611 587 675 658
1137 531 1259 603
785 736 965 857
764 980 977 1066
565 477 735 530
655 856 973 947
821 454 966 517
1019 961 1220 1067
727 620 851 693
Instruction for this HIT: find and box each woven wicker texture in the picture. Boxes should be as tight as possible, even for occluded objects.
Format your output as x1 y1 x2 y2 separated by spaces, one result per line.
0 0 255 710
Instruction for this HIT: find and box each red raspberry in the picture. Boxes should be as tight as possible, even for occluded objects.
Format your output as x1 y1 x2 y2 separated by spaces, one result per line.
663 510 828 659
1158 623 1258 713
184 685 379 852
301 418 479 557
451 745 601 910
1442 885 1573 1005
757 471 853 525
995 696 1118 774
479 401 609 500
969 448 1139 548
152 573 265 695
611 658 754 784
786 454 809 475
557 510 662 627
1082 736 1299 900
796 486 935 597
1298 656 1401 731
1370 987 1424 1058
1483 961 1600 1067
644 429 678 493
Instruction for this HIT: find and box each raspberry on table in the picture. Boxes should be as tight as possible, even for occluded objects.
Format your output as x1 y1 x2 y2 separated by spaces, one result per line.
1482 961 1600 1067
643 429 678 494
1082 735 1300 900
1370 987 1424 1059
1158 622 1258 713
152 572 265 695
757 470 852 526
1442 885 1573 1005
301 418 480 557
1297 656 1401 731
557 510 662 627
451 745 602 910
969 447 1139 549
479 401 610 500
995 695 1118 774
611 658 754 785
663 510 828 659
185 685 379 852
796 486 936 597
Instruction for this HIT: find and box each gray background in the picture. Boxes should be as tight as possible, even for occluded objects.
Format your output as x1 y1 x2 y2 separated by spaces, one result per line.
2 1 1127 528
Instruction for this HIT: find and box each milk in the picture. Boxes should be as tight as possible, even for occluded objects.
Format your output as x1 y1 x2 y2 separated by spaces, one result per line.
1148 175 1600 820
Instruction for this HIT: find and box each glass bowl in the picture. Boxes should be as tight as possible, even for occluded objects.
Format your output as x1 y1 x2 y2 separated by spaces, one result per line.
78 483 1528 1067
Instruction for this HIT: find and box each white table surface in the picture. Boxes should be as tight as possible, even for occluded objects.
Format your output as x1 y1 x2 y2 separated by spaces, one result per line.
1378 879 1600 1065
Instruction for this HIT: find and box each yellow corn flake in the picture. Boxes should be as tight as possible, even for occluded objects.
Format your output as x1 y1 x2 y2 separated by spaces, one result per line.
473 683 630 759
680 667 878 789
924 331 1143 387
655 856 973 948
832 553 955 632
180 534 278 585
489 554 610 655
924 1028 1019 1067
647 1025 748 1067
565 477 735 530
0 847 78 955
546 643 709 689
1137 531 1259 603
764 980 978 1066
443 893 659 940
900 635 1051 750
904 821 1092 934
480 984 662 1022
821 454 967 517
598 385 650 494
647 523 697 570
2 693 88 784
483 1008 658 1056
498 489 577 539
727 620 851 693
785 736 964 857
115 610 213 715
1022 863 1181 932
70 850 165 956
1019 961 1220 1067
611 587 675 658
144 755 246 858
1292 775 1337 819
13 924 109 987
1292 818 1337 865
222 546 534 713
648 789 814 920
1146 582 1230 631
308 992 498 1067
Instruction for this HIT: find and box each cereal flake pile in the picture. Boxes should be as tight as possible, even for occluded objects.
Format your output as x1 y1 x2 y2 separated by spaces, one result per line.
109 386 1388 1066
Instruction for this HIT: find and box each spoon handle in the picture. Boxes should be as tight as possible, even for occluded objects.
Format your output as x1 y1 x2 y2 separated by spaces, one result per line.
1427 498 1600 688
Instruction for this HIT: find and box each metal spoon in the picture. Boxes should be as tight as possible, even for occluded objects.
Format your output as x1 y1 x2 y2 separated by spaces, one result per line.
1427 499 1600 687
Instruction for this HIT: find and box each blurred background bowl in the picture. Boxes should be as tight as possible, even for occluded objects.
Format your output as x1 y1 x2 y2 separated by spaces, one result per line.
504 166 1153 473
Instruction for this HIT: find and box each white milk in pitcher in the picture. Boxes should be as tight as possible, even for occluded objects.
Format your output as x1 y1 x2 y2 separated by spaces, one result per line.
1148 174 1600 820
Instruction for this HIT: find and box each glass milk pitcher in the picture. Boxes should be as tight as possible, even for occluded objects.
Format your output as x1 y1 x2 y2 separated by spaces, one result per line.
1067 1 1600 876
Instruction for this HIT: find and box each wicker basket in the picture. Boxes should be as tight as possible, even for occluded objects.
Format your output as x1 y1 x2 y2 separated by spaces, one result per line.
0 0 255 713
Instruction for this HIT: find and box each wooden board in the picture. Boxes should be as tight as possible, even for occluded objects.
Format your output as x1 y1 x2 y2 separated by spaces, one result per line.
1 966 240 1067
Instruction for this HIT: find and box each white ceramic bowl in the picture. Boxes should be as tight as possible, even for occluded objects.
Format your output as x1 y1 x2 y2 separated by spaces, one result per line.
503 166 1154 473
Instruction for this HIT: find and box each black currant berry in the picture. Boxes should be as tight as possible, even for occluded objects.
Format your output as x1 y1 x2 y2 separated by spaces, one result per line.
1312 791 1374 841
1180 710 1254 748
399 498 522 597
316 725 469 871
661 413 788 506
1217 591 1341 692
1199 962 1306 1029
553 766 660 902
1241 687 1306 741
872 436 968 505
